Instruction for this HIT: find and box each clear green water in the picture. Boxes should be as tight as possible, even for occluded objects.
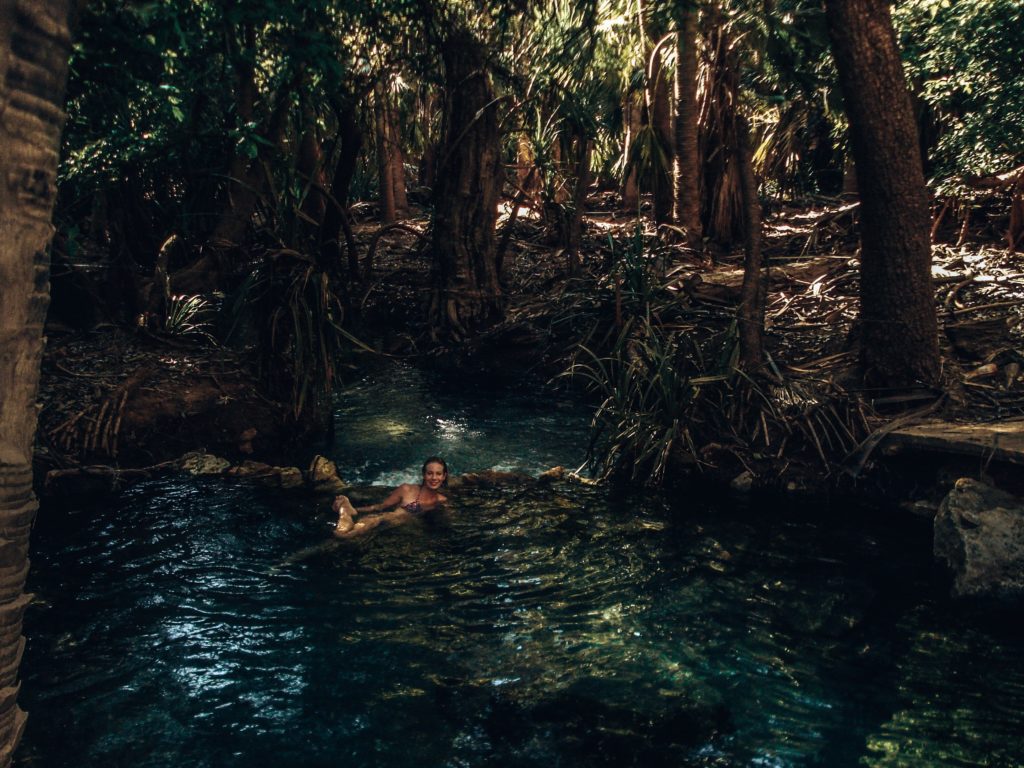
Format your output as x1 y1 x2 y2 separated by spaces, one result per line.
18 366 1024 767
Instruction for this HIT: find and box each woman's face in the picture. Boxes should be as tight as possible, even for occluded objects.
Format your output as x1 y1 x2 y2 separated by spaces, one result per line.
423 461 447 490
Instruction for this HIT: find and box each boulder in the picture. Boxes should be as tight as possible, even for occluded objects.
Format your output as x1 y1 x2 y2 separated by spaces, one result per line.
278 466 305 489
307 455 347 493
933 478 1024 601
180 452 231 476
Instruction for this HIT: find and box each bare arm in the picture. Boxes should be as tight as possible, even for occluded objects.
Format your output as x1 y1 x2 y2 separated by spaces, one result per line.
356 485 408 513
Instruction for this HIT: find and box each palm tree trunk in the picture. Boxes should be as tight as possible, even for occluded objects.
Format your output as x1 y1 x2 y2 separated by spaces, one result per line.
700 6 744 246
0 1 73 763
826 0 940 387
648 38 674 226
673 2 702 245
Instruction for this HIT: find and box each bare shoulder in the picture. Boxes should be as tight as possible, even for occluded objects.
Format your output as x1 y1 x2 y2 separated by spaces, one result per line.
437 492 449 504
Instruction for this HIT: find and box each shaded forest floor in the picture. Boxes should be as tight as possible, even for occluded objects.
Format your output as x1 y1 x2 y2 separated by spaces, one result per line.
35 198 1024 499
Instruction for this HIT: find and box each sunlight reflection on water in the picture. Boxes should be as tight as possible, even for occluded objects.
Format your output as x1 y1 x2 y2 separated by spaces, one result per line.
18 367 1024 768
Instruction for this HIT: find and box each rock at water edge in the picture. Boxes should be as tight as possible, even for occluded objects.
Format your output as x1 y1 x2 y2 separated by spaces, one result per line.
933 478 1024 601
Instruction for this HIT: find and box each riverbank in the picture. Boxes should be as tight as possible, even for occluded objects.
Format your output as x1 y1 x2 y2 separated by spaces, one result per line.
35 201 1024 506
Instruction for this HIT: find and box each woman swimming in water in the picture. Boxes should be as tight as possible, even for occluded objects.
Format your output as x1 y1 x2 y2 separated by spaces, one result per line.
332 456 449 538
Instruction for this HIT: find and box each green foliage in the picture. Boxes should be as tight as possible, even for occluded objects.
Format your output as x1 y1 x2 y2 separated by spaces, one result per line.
60 0 368 246
729 0 842 196
510 0 628 184
567 317 732 484
556 227 737 485
896 0 1024 189
166 294 216 342
610 224 657 301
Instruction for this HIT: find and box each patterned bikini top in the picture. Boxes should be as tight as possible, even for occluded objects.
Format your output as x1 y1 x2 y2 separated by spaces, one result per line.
402 486 425 515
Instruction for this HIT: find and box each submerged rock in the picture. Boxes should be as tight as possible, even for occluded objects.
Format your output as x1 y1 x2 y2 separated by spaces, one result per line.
226 460 304 488
485 675 730 764
448 469 533 489
537 466 599 485
933 478 1024 601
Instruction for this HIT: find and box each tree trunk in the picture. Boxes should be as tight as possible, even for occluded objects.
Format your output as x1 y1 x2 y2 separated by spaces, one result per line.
374 81 396 224
566 137 593 276
416 89 435 188
516 134 540 207
620 92 641 211
212 22 257 246
297 106 326 227
736 115 766 372
429 30 504 340
387 97 408 216
826 0 940 388
673 2 702 246
647 29 674 227
700 7 744 246
210 68 299 249
0 1 73 763
320 100 362 275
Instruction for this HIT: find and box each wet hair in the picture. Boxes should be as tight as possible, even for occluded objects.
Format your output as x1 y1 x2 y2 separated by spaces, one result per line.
422 456 449 485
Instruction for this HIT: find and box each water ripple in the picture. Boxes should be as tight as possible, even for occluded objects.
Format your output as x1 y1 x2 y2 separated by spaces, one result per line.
20 368 1024 767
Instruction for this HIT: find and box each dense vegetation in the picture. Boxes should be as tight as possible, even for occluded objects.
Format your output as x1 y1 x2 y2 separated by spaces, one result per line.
42 0 1022 473
3 2 1024 762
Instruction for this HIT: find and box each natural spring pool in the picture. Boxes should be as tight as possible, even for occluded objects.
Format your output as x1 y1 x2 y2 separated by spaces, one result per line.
18 365 1024 766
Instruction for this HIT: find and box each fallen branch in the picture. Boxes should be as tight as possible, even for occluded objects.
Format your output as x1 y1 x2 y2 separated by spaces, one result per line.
965 164 1024 190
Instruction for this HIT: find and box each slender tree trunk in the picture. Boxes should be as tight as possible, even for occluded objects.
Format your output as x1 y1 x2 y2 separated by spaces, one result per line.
516 134 540 206
297 106 326 227
621 92 641 212
0 2 73 763
673 2 702 246
320 100 362 275
826 0 940 387
648 33 674 227
566 137 593 276
417 89 437 188
429 30 504 340
374 82 396 224
737 115 766 372
387 97 408 215
841 157 858 197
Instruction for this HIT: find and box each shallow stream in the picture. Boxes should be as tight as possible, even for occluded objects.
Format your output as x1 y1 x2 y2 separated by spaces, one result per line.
19 365 1024 766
